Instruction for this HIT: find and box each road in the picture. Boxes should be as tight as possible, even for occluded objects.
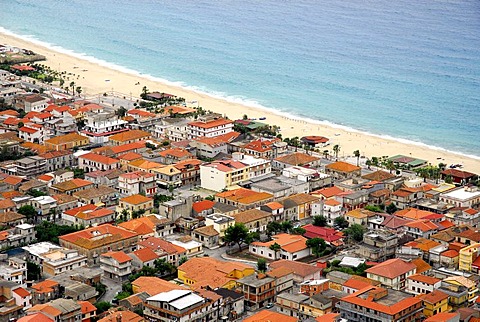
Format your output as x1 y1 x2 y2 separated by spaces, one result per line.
99 276 123 304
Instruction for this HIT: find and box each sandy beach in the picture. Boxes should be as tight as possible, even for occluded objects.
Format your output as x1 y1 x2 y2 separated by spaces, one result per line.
1 32 479 173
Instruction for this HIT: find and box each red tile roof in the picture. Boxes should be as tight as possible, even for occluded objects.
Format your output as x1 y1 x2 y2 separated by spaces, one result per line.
192 200 215 213
131 247 159 263
365 258 416 279
102 251 132 264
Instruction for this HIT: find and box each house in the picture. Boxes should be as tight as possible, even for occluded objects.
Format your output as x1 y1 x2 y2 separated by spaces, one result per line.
39 150 75 172
458 243 480 272
237 273 276 311
441 169 477 185
108 129 151 146
337 286 423 322
192 225 219 249
62 204 115 227
204 213 235 243
129 247 159 269
281 193 319 221
269 259 322 283
345 208 376 226
357 230 398 261
300 279 330 296
59 224 138 265
116 194 154 219
232 209 272 232
173 158 202 186
15 156 47 176
153 164 182 189
438 276 478 309
157 148 193 164
30 279 61 304
144 289 221 322
250 233 310 261
365 258 417 290
341 276 380 295
18 124 44 143
301 135 329 148
82 110 128 144
324 161 361 179
215 188 274 211
199 159 247 191
84 168 124 189
303 225 344 247
177 257 254 290
0 280 32 321
272 152 321 170
118 171 157 196
213 288 245 321
391 187 424 209
190 135 228 159
137 237 187 266
311 186 344 200
50 178 94 195
44 132 89 151
28 298 82 322
187 114 234 139
98 310 143 322
78 153 120 172
18 94 49 112
405 219 439 239
99 251 133 281
406 274 441 295
73 185 117 206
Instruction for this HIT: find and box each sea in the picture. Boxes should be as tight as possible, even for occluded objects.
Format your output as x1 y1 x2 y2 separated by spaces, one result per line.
1 0 479 159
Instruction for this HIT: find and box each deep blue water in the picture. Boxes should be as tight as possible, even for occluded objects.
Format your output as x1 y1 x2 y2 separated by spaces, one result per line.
1 0 479 157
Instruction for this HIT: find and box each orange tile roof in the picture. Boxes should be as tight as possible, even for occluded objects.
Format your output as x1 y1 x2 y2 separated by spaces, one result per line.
441 249 459 258
275 152 320 166
365 258 416 279
118 152 142 161
45 132 88 145
343 278 375 291
418 289 449 304
109 129 151 143
131 247 159 263
0 199 15 209
216 187 272 204
2 175 23 186
1 191 23 199
267 266 294 278
244 310 297 322
269 260 321 278
188 118 233 129
19 126 40 134
131 276 186 296
410 258 431 274
13 287 30 297
312 186 344 198
78 301 96 315
395 208 436 220
120 194 153 205
38 174 54 182
325 161 361 172
0 109 19 116
158 148 192 159
110 141 146 154
341 286 422 316
404 238 441 252
80 152 119 165
97 311 143 322
59 224 138 250
405 219 438 232
102 251 132 263
232 209 271 224
264 201 284 210
193 225 219 237
192 200 215 213
251 233 308 253
52 178 94 191
31 280 59 294
119 216 159 235
408 274 440 285
138 237 186 255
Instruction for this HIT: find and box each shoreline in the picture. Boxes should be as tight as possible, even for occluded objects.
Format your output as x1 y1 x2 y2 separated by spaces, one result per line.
0 30 479 173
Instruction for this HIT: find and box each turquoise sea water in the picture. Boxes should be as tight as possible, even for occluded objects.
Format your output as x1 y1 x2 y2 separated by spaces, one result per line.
1 0 479 158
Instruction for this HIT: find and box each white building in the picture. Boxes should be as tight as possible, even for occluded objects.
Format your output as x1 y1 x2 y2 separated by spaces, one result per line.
232 152 271 179
22 242 62 265
83 111 128 144
440 186 480 208
311 199 343 226
249 233 311 261
187 114 233 139
18 124 45 144
406 274 441 295
0 257 28 287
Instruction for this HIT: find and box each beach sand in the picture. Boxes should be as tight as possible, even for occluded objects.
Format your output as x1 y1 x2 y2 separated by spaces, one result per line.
1 32 479 173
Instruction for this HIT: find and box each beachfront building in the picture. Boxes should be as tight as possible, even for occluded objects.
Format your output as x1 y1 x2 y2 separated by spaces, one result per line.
440 186 480 208
82 110 128 144
187 114 234 139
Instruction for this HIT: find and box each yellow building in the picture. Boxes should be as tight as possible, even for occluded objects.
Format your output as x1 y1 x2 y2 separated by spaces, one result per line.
281 193 319 220
200 160 249 191
45 133 89 151
205 213 235 242
440 276 478 308
345 208 376 226
419 290 450 317
177 257 254 290
117 194 154 219
459 243 480 272
152 165 182 189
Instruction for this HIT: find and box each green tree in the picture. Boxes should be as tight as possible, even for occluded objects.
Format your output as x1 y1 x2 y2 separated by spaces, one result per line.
242 114 248 120
257 258 267 273
333 144 340 160
334 216 349 229
141 86 149 99
364 205 382 213
116 106 128 117
95 301 111 314
245 231 260 245
445 175 453 184
224 223 249 252
386 203 398 215
269 242 282 259
69 81 75 94
353 150 360 166
75 86 82 96
290 227 306 235
35 221 83 244
179 256 188 266
27 189 47 197
154 258 176 275
280 221 293 233
18 205 37 220
345 224 365 242
313 215 327 227
365 159 372 170
27 261 41 281
306 237 327 257
267 221 282 236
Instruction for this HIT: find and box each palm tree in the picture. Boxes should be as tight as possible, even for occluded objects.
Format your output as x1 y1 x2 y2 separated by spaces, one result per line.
323 150 329 160
75 86 82 97
386 160 396 174
333 145 340 160
353 150 360 166
366 159 372 170
269 243 282 260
